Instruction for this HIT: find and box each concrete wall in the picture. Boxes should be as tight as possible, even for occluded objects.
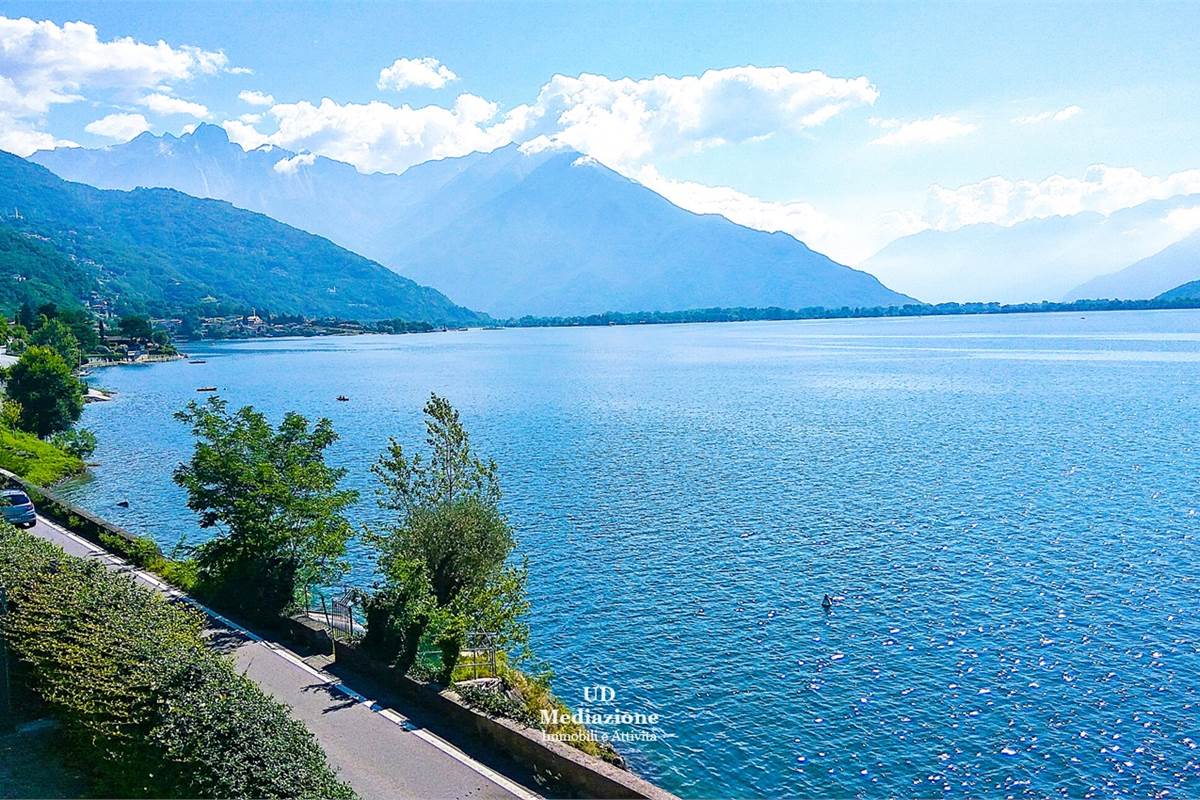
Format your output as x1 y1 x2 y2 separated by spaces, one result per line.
285 615 678 800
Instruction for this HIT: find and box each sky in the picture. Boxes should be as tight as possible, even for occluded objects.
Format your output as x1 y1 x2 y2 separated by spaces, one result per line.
2 0 1199 264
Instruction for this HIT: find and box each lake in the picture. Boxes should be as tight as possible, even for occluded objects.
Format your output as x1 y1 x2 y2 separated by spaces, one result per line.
61 310 1200 798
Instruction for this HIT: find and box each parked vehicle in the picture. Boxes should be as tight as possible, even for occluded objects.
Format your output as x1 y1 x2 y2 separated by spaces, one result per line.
2 488 37 528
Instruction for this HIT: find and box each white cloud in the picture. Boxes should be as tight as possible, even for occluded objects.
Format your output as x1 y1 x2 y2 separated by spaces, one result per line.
83 112 151 141
238 89 274 106
220 66 876 180
272 151 317 174
1013 105 1082 125
0 118 77 155
870 114 976 146
0 16 226 113
237 112 263 124
1164 206 1200 236
636 165 843 252
140 92 208 117
223 94 511 173
0 16 225 154
227 66 254 76
377 57 458 91
505 67 878 171
921 165 1200 231
635 165 931 264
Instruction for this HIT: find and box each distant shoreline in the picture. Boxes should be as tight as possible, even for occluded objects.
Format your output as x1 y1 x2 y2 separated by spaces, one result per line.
145 298 1200 349
499 297 1200 329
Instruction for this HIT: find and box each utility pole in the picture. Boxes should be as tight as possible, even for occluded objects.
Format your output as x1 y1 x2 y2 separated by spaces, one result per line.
0 587 11 732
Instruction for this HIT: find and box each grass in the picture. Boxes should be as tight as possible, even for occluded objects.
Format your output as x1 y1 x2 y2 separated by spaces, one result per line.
0 425 84 485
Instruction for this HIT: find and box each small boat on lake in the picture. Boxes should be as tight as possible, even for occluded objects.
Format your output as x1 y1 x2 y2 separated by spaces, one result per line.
188 359 207 364
336 395 350 402
196 386 217 392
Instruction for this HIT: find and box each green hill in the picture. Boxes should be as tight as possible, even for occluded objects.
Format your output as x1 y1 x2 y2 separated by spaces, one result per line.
1157 279 1200 301
0 225 97 313
0 152 480 324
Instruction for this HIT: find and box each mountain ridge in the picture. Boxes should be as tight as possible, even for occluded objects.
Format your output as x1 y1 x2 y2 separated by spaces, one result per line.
0 151 480 323
1066 227 1200 300
32 125 917 316
863 196 1200 303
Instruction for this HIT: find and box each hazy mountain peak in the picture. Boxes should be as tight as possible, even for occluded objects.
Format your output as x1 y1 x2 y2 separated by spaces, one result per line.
865 196 1200 303
186 122 233 145
1069 226 1200 300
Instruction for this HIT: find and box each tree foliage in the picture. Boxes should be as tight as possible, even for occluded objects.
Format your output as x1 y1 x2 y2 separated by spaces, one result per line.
118 314 154 340
15 299 36 330
0 525 355 798
50 426 97 459
30 317 82 366
5 345 85 437
172 396 358 621
363 394 528 680
57 306 101 353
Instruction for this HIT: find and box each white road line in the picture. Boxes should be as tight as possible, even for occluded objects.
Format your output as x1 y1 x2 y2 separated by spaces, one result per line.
33 517 541 800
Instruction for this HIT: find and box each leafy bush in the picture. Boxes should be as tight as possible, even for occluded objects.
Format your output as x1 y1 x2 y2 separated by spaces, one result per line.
455 683 538 728
99 531 161 570
50 427 97 459
157 557 199 592
0 525 355 799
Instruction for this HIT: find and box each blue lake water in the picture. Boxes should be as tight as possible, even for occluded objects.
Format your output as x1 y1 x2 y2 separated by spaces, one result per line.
61 310 1200 798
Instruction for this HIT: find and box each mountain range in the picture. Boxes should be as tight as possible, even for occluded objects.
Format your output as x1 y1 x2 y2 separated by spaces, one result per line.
0 152 479 323
862 195 1200 303
1067 227 1200 301
30 125 915 317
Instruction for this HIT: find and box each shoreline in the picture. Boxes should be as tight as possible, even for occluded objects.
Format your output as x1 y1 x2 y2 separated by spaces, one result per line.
85 352 187 369
160 303 1200 347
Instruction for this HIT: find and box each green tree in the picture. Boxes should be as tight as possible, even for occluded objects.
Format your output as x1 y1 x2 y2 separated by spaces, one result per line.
173 397 358 621
118 314 153 340
5 346 85 437
36 302 58 322
364 394 528 681
30 317 82 366
178 315 200 340
58 307 101 354
15 300 35 331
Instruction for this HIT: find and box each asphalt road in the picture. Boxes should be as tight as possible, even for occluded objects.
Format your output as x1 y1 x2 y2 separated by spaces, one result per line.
25 516 540 800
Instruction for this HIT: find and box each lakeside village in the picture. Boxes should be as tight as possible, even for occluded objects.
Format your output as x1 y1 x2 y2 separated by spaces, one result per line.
153 309 447 343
